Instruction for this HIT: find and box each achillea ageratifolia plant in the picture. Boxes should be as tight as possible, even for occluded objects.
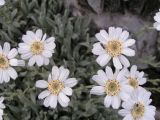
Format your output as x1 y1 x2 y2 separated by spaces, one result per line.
0 0 159 120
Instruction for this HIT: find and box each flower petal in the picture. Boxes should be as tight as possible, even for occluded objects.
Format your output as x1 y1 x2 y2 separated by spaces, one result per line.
113 57 122 69
59 66 70 81
119 55 130 67
7 67 18 80
122 48 135 56
124 39 135 47
92 43 106 55
112 96 121 109
96 54 111 67
64 78 78 87
104 96 112 108
58 92 70 107
49 95 58 109
3 42 10 55
38 90 50 99
95 33 107 44
62 87 73 96
51 66 60 80
7 48 18 59
35 80 48 88
90 86 105 95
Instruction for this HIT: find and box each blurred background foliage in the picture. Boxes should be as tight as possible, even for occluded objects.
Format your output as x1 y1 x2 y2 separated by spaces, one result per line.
0 0 160 120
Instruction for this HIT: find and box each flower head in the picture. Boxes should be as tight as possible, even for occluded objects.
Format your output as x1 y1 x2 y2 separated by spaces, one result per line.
119 88 156 120
90 66 133 109
0 42 25 83
0 97 5 120
18 29 56 66
35 66 78 108
92 27 135 69
125 65 146 90
154 9 160 31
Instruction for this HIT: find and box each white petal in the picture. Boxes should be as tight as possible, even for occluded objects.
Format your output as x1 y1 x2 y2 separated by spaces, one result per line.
44 42 56 51
124 39 135 47
95 33 107 44
42 50 52 58
49 95 58 108
0 0 5 5
100 30 109 40
7 48 18 59
123 114 133 120
9 59 18 66
108 27 116 38
96 54 111 67
122 48 135 56
35 80 48 88
118 109 130 117
116 68 127 82
45 37 55 43
21 52 33 60
115 27 122 39
62 87 73 96
105 66 114 79
64 78 78 87
7 67 17 80
28 56 36 66
17 60 25 66
58 92 70 107
119 55 130 67
35 29 43 39
3 42 10 55
120 31 129 41
120 92 130 101
35 55 44 66
130 65 137 77
90 86 105 95
0 46 2 53
92 70 107 85
38 90 50 99
22 34 34 44
51 66 60 80
139 78 146 85
59 67 70 81
113 57 122 69
104 96 112 108
44 58 50 65
43 95 51 107
48 74 52 82
2 70 10 83
92 43 106 55
42 34 47 41
112 96 121 109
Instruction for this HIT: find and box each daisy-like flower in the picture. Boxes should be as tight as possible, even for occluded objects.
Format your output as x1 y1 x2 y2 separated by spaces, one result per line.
0 97 5 120
0 42 25 83
125 65 146 90
118 88 156 120
92 27 135 69
90 66 133 109
154 9 160 31
18 29 56 67
35 66 78 108
0 0 5 6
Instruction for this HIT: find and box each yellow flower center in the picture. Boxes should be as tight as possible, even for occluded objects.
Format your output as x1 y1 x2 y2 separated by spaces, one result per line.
105 40 122 57
131 102 145 120
105 80 121 96
48 80 64 95
0 54 9 69
30 41 44 55
128 77 139 88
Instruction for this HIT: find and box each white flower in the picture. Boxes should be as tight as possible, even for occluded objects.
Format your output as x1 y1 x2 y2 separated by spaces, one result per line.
92 27 135 69
0 97 5 120
35 66 78 108
18 29 56 67
90 66 133 109
118 88 156 120
0 0 5 6
125 65 147 90
154 9 160 31
0 42 25 83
